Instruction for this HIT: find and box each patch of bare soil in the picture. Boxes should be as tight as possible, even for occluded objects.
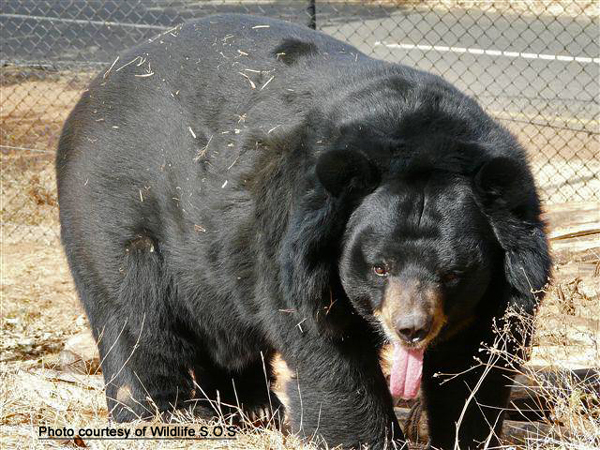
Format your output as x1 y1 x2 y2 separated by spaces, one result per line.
1 72 93 151
2 244 84 365
2 154 59 244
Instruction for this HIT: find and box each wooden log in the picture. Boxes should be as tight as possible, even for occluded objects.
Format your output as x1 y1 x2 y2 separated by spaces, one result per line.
395 406 567 446
392 367 599 423
507 368 600 422
396 368 598 445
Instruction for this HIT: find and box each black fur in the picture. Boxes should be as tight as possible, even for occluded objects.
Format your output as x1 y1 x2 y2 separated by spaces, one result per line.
56 14 550 449
273 38 319 65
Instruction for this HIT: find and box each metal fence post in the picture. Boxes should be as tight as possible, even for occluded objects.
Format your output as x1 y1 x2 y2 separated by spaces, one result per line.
307 0 316 29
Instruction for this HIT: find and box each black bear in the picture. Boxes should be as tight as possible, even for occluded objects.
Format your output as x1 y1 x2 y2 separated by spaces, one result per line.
56 14 551 449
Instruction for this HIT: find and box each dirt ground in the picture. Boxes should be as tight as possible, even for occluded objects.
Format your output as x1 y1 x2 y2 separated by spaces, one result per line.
1 72 93 151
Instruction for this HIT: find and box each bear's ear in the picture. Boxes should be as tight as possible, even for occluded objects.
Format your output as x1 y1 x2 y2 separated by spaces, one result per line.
474 157 551 313
316 149 380 197
473 156 533 214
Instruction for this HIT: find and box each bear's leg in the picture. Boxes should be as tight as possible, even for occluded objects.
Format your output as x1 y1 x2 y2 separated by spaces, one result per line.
280 331 404 449
97 317 206 422
229 355 285 425
421 330 516 450
73 234 210 422
189 352 284 426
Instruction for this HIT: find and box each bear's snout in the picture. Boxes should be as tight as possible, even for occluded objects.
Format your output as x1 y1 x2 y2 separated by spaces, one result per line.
379 278 447 348
395 313 432 344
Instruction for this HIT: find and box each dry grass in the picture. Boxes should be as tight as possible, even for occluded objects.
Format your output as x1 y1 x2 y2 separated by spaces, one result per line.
2 201 599 448
0 244 319 449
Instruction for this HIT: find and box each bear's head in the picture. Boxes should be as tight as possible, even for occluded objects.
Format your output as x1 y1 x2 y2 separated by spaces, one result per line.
338 173 496 344
309 143 551 399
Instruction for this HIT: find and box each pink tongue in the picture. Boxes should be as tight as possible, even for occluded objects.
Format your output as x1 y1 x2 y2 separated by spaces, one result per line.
390 344 424 399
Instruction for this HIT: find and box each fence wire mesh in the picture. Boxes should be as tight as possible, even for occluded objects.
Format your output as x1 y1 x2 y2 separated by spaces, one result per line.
1 1 599 243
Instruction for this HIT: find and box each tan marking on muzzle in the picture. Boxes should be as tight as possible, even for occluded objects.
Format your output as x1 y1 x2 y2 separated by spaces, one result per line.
423 287 447 347
378 278 447 347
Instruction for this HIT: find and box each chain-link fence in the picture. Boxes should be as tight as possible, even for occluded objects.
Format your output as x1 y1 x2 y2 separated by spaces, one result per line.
2 1 598 243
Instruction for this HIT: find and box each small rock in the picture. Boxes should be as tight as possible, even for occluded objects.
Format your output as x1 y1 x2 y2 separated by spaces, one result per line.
60 330 101 374
75 315 87 327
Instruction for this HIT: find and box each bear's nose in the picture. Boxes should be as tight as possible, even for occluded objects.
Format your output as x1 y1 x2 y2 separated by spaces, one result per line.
396 315 431 344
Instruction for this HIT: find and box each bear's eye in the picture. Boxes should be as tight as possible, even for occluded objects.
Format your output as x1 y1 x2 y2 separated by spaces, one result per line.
441 272 461 284
373 265 389 277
